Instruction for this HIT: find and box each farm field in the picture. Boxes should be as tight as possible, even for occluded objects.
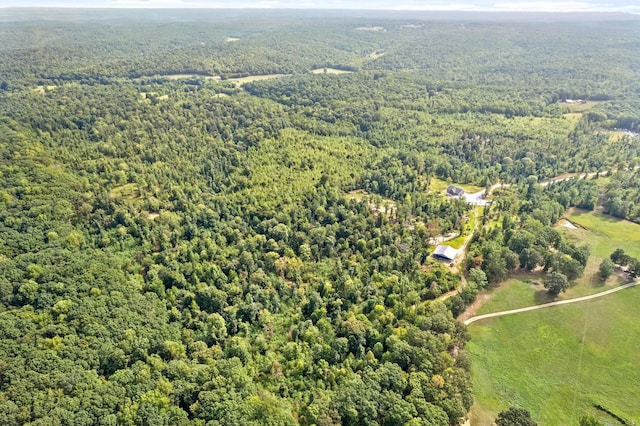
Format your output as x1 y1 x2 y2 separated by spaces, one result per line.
468 211 640 424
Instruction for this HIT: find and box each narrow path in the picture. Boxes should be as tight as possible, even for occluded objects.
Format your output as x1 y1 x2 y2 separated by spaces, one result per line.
464 281 640 325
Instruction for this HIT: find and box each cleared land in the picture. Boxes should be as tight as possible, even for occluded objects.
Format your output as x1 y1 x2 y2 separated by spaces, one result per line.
429 177 483 194
311 68 353 74
468 211 640 425
562 112 583 122
605 130 638 143
32 85 57 94
558 100 602 113
344 190 397 217
228 74 288 86
567 209 640 259
466 281 639 325
160 73 221 80
444 208 478 250
468 285 640 425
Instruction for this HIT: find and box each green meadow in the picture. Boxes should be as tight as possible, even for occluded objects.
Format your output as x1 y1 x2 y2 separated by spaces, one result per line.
468 211 640 425
567 210 640 259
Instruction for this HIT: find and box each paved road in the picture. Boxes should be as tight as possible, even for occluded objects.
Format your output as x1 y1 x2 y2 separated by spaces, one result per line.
464 281 640 325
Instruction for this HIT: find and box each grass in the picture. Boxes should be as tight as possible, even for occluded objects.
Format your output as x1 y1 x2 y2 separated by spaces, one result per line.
32 85 57 94
562 210 640 297
429 177 483 194
344 190 368 202
476 210 640 315
475 273 549 315
469 210 640 425
109 183 139 199
558 100 602 113
445 208 479 249
429 177 450 193
228 74 288 86
160 73 221 80
344 191 397 216
445 235 466 250
468 285 640 425
562 112 583 122
608 130 629 142
311 68 354 74
567 209 640 259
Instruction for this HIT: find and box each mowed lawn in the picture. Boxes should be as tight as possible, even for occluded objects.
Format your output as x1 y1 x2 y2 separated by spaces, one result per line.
468 211 640 424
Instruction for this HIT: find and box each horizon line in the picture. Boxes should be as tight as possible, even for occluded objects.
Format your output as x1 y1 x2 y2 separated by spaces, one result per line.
1 6 638 14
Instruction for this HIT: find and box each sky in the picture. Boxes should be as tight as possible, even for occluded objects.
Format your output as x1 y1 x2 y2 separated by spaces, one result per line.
1 0 639 13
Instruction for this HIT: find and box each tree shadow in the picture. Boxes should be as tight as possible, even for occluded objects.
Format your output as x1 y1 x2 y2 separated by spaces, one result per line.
591 276 607 288
534 289 554 304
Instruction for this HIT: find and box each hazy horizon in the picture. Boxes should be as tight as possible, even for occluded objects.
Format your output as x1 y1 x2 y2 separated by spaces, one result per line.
1 0 639 14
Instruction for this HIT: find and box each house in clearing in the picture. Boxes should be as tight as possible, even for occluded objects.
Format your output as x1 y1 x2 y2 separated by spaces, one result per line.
446 185 465 197
433 245 458 262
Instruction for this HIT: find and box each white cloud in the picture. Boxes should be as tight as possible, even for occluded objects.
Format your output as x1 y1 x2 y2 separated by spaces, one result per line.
618 5 640 13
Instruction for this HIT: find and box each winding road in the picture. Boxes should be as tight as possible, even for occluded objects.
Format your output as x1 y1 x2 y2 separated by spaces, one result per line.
461 166 640 206
464 281 640 325
441 166 640 314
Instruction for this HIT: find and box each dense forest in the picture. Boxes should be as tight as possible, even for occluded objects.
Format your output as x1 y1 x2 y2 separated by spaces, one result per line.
1 8 639 425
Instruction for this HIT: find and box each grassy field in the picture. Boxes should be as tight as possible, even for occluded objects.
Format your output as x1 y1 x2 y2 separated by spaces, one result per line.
160 73 221 80
429 177 483 194
558 100 602 113
311 68 354 74
468 285 640 425
109 182 140 199
473 211 640 315
228 74 288 86
567 209 640 259
33 85 57 94
608 130 629 142
562 112 583 123
468 211 640 424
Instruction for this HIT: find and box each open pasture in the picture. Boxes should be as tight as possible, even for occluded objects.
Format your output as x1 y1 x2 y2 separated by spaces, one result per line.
468 210 640 424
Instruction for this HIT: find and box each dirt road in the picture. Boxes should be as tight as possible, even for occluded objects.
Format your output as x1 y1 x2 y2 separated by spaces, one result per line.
462 166 640 204
464 281 640 325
